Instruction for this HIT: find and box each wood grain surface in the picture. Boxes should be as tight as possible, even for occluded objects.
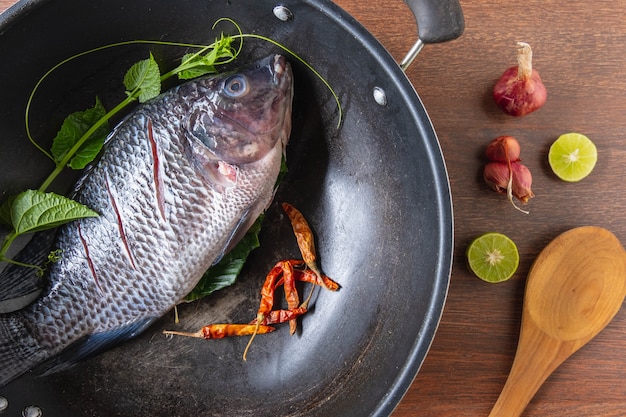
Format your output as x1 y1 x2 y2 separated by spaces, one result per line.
1 1 624 416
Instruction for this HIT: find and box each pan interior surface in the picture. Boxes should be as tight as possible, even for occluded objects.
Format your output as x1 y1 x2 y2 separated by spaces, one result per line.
0 0 453 416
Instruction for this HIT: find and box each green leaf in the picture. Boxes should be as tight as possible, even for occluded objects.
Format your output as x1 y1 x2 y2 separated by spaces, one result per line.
177 34 236 80
7 190 98 235
185 214 264 302
124 53 161 103
276 157 288 189
177 53 218 80
50 97 110 170
68 134 108 170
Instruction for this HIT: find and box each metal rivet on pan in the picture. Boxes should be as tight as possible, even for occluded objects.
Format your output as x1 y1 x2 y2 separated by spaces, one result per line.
373 87 388 106
273 5 294 21
22 405 43 417
0 396 8 411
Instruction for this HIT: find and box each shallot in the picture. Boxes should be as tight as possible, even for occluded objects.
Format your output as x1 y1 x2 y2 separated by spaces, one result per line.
484 161 534 204
483 136 534 213
493 42 547 116
485 135 520 162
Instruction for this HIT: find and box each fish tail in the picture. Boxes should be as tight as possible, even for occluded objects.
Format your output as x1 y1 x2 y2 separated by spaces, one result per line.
0 314 48 386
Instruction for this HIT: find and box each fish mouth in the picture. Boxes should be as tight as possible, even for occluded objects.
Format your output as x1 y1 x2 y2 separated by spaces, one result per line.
269 55 292 154
272 54 289 86
270 54 293 137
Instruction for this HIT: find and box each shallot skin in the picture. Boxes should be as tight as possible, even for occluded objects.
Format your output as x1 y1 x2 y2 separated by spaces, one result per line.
483 161 534 203
493 66 547 116
485 135 521 162
510 162 534 203
483 161 510 194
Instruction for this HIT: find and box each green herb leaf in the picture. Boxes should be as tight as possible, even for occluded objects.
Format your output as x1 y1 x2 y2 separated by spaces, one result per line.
185 214 264 302
6 190 98 235
124 53 161 102
177 34 236 80
275 157 288 189
50 97 110 170
177 53 219 80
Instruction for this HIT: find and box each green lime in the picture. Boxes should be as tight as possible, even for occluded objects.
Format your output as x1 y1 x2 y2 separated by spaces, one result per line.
466 232 519 283
548 133 597 182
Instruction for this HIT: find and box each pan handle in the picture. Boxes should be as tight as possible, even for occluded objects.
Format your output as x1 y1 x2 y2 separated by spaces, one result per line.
400 0 465 70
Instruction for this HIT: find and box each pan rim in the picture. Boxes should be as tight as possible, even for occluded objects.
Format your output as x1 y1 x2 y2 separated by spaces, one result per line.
303 1 454 414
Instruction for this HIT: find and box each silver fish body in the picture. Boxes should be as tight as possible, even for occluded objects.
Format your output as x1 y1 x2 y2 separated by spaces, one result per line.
0 54 293 385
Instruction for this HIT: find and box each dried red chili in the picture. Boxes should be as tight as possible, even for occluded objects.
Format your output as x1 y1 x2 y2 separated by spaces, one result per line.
281 202 327 294
281 203 316 264
244 259 297 360
280 260 300 335
257 262 284 322
273 260 340 291
294 269 340 291
249 306 308 325
163 323 275 339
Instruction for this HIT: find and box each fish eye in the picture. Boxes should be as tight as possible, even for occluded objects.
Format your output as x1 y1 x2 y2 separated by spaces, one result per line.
222 75 249 98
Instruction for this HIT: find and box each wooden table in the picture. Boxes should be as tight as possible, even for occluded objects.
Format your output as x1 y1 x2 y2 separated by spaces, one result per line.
1 1 624 416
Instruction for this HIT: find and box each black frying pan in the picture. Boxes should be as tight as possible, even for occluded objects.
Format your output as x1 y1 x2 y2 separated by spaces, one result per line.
0 0 462 415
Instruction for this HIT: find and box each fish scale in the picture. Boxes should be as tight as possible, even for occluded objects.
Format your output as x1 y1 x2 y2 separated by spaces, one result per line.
0 54 293 386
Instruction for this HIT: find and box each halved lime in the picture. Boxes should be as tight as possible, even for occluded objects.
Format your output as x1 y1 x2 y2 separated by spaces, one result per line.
548 133 597 182
466 232 519 283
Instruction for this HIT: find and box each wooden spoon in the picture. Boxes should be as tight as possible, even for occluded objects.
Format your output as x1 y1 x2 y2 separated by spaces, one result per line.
489 226 626 417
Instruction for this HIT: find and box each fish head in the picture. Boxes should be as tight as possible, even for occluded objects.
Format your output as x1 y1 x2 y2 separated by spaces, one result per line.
186 54 293 166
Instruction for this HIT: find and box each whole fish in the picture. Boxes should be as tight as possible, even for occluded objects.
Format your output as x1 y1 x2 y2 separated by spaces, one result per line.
0 54 293 386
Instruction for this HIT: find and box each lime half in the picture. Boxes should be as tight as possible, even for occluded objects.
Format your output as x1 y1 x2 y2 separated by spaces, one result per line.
548 133 597 182
466 232 519 283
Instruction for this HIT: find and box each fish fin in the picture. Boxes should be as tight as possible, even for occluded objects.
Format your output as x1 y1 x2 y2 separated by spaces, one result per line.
37 317 156 376
0 314 49 387
0 230 57 313
213 195 269 266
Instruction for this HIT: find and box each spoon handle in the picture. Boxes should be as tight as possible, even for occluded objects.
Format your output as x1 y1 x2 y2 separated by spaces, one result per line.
488 320 572 417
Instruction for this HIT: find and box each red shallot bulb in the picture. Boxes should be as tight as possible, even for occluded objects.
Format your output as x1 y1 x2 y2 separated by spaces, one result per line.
485 135 521 162
510 162 534 203
483 161 510 194
493 42 547 116
483 161 534 204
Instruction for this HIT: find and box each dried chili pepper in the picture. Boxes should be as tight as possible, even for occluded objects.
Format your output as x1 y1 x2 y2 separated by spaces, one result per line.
273 260 340 291
281 203 318 267
281 202 327 296
163 323 275 339
255 260 305 327
244 260 294 360
294 269 340 291
256 259 338 334
257 262 284 321
249 306 308 325
280 260 300 335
